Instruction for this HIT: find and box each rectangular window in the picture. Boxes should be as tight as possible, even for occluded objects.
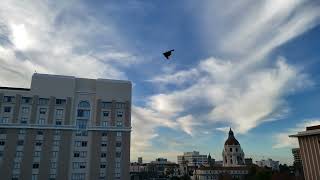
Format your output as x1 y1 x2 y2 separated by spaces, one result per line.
74 152 80 157
116 162 121 168
116 121 122 127
0 140 5 146
100 163 106 168
38 118 45 124
55 119 62 125
3 96 14 103
15 151 23 157
76 119 88 129
22 107 30 114
37 131 43 135
116 142 121 147
32 163 39 169
22 97 32 104
53 140 59 146
116 152 121 157
4 106 11 113
20 117 28 124
55 99 66 105
54 130 60 135
56 109 64 116
74 141 81 147
0 117 9 123
101 153 107 158
52 151 58 157
18 129 26 134
101 121 108 127
81 141 87 147
80 151 87 158
17 140 24 146
101 141 107 147
116 132 122 137
38 98 49 105
77 110 90 118
14 162 20 169
35 141 42 146
116 111 123 117
102 102 112 109
51 162 57 169
102 111 109 117
39 108 47 115
116 102 126 109
33 151 41 157
102 132 107 136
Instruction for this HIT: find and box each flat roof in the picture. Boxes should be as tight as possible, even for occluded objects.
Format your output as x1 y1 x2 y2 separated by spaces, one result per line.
289 129 320 138
0 87 30 91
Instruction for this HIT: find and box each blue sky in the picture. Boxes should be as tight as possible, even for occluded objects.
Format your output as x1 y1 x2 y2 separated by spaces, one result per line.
1 0 320 164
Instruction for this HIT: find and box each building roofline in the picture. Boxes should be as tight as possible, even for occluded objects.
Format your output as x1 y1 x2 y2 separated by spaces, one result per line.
0 87 30 91
289 129 320 137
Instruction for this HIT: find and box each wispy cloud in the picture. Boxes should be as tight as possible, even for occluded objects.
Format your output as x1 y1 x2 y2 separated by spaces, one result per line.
273 119 320 148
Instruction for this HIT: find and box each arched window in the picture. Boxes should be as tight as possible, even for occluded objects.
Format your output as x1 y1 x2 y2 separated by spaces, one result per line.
78 101 90 108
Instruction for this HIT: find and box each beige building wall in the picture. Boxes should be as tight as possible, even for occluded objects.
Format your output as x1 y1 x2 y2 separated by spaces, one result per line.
0 73 132 180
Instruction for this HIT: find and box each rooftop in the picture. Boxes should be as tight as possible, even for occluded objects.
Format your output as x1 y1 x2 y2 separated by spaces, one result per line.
289 125 320 138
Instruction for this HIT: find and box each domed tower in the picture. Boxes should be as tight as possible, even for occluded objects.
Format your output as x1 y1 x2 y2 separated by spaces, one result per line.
222 128 245 167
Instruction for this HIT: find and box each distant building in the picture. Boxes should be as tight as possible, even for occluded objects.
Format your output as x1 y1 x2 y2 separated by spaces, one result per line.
177 151 208 167
149 158 179 177
0 73 132 180
292 148 302 165
193 128 249 180
138 157 143 164
256 159 279 171
245 158 253 165
290 125 320 180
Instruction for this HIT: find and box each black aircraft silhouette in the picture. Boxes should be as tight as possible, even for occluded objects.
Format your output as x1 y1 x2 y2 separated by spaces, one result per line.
163 49 174 59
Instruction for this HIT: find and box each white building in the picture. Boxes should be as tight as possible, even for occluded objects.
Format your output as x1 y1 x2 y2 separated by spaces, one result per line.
222 128 245 167
177 151 208 166
256 159 279 171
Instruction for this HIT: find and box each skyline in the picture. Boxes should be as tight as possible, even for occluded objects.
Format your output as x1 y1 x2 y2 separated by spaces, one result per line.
1 0 320 164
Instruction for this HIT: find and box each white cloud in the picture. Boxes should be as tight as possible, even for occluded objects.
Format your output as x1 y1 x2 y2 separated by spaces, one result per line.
176 115 199 136
273 119 320 148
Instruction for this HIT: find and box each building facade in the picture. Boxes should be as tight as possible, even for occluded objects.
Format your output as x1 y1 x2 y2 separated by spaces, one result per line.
255 159 279 171
177 151 208 166
290 125 320 180
0 73 132 180
222 128 245 167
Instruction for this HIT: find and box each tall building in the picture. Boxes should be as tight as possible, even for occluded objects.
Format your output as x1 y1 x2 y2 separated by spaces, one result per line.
0 73 132 180
177 151 208 166
292 148 303 177
222 128 245 167
289 125 320 180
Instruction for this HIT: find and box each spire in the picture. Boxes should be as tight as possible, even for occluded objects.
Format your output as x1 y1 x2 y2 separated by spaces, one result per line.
229 128 234 137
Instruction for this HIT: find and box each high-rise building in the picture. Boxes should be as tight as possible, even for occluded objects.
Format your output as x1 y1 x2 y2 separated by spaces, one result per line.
292 148 303 177
0 73 132 180
290 125 320 180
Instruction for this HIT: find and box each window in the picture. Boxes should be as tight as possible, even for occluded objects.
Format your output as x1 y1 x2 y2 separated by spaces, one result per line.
0 117 9 123
77 110 90 118
101 153 107 158
230 148 232 152
39 108 47 115
52 151 58 157
14 162 20 169
116 132 122 137
80 151 87 158
12 174 19 180
116 152 121 157
22 97 32 104
100 163 106 168
22 107 30 114
51 162 57 169
33 151 41 157
102 102 112 108
0 141 5 146
103 111 109 117
101 141 107 147
102 132 108 136
4 106 11 113
116 102 126 109
116 121 122 127
116 142 121 147
56 109 64 116
3 96 14 102
38 118 45 124
81 141 87 147
35 141 42 146
20 117 28 124
17 140 24 146
31 174 38 180
56 99 66 105
49 174 56 179
116 162 120 168
32 163 39 169
101 121 108 127
76 119 88 129
74 141 81 147
54 130 60 135
0 151 3 157
236 148 238 152
117 111 123 117
38 98 49 105
37 131 43 135
0 129 6 134
78 101 90 108
74 152 80 157
18 129 26 134
16 151 23 157
80 162 86 169
55 119 62 125
53 140 59 146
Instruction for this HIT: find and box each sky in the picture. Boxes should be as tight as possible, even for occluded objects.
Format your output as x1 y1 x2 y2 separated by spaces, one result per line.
1 0 320 165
